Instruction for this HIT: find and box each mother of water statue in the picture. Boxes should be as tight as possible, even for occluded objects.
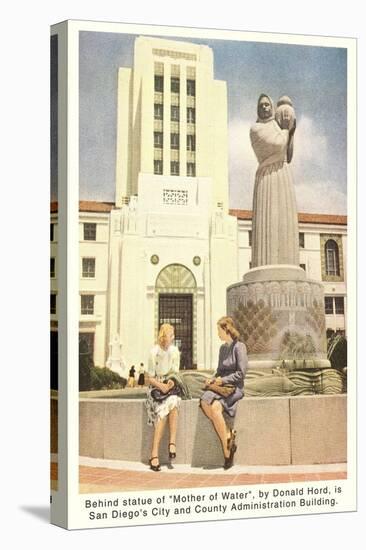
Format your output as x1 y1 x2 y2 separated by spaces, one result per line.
250 94 298 267
227 92 330 378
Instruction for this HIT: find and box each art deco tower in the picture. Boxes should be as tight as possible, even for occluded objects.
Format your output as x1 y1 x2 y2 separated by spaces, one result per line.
115 36 229 211
109 36 238 371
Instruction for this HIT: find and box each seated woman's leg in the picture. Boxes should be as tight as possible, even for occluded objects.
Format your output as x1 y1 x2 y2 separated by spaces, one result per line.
168 407 178 457
200 399 214 420
210 400 230 459
150 416 168 466
201 400 230 459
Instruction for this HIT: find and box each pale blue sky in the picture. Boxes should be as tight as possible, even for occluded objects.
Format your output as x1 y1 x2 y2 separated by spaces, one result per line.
77 31 347 214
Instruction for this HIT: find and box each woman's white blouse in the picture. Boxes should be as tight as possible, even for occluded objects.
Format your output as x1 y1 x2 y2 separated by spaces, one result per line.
148 344 180 377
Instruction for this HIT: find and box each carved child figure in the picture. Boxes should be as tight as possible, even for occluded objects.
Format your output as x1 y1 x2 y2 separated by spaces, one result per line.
275 95 296 131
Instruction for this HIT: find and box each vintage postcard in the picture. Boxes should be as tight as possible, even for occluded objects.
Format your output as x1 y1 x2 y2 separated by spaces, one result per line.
50 20 356 529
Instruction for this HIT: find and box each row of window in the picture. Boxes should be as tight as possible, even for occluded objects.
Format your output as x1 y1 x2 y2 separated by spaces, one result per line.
154 75 196 96
52 226 340 253
154 160 196 177
51 222 98 242
248 232 341 277
52 224 342 273
52 226 342 279
154 104 196 123
51 257 96 278
154 132 196 151
50 294 345 316
51 294 95 315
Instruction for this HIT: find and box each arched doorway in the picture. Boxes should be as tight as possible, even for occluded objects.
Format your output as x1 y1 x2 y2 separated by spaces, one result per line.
155 264 197 370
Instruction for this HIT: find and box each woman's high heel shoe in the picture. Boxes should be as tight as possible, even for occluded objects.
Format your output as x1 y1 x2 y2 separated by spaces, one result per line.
224 430 237 470
149 457 161 472
223 443 237 469
169 443 176 459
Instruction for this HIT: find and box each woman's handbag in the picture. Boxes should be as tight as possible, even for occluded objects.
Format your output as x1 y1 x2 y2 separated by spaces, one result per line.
206 383 236 398
151 381 181 402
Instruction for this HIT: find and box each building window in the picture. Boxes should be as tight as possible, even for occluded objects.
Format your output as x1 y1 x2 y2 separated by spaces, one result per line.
248 230 252 247
335 297 345 314
154 160 163 175
187 107 196 123
154 132 163 148
187 162 196 177
154 75 163 92
50 223 54 241
50 294 56 314
81 295 94 315
187 79 196 96
84 223 96 241
50 257 55 278
321 234 344 282
325 239 340 276
82 258 95 278
171 105 180 121
154 103 163 120
325 296 345 315
171 133 179 150
171 77 180 93
187 134 196 151
324 297 333 314
249 261 253 269
300 263 306 271
299 232 305 248
171 161 180 176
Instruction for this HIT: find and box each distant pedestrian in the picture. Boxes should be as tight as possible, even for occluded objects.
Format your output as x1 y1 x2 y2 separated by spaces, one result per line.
138 363 145 387
127 365 136 387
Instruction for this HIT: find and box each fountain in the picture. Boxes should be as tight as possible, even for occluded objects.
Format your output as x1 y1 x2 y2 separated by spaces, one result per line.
227 94 345 396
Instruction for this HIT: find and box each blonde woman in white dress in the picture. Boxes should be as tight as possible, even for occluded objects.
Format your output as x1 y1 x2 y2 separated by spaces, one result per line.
145 324 180 471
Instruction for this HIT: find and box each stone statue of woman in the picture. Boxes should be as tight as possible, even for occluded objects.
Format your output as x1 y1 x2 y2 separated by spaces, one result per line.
250 94 299 267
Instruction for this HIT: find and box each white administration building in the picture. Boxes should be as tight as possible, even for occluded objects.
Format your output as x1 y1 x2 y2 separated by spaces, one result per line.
50 36 347 375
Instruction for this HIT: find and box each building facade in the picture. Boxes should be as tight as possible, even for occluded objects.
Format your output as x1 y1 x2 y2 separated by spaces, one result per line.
50 203 347 372
106 37 239 374
50 37 347 376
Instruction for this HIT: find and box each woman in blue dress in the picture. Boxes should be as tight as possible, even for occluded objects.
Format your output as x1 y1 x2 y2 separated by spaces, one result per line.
200 316 247 469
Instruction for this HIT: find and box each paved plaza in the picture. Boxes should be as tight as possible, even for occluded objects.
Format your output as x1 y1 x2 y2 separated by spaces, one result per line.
51 459 347 494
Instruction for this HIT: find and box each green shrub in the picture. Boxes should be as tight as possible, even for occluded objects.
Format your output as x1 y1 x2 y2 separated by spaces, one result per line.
327 335 347 370
79 353 92 391
89 366 127 390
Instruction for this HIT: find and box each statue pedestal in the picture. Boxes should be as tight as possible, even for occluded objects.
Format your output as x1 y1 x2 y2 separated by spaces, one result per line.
227 265 330 371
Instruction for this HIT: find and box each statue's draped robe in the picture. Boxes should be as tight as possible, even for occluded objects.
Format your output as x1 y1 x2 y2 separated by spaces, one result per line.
250 119 299 267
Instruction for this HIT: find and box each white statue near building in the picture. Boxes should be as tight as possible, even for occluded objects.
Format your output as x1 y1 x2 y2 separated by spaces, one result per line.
106 334 127 379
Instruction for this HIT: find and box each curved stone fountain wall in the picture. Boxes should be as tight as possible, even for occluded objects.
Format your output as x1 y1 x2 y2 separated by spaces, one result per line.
227 267 330 370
